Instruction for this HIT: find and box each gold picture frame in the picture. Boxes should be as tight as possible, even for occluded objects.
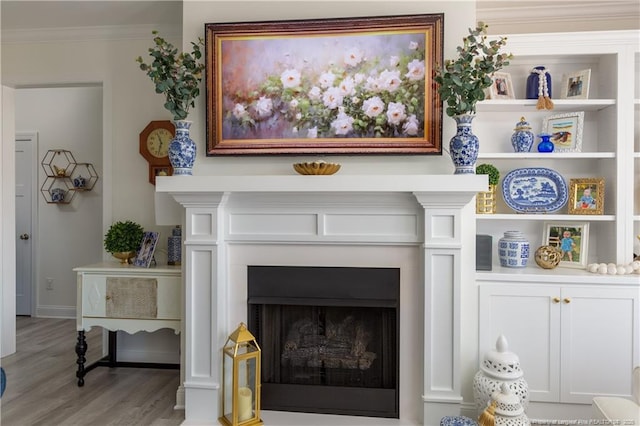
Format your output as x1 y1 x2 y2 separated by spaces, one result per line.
568 177 604 215
205 14 444 155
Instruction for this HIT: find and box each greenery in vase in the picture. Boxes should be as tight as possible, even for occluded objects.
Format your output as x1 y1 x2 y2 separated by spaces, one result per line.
434 22 512 117
476 163 500 185
104 220 144 253
136 31 205 120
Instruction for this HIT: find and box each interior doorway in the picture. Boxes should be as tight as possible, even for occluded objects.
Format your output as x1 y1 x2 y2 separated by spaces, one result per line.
15 132 37 316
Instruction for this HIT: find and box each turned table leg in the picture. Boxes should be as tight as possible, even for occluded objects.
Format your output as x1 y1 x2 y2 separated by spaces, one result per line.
75 330 87 387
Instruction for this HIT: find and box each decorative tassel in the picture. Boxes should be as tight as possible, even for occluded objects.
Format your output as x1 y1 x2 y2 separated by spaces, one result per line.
478 400 497 426
533 68 554 110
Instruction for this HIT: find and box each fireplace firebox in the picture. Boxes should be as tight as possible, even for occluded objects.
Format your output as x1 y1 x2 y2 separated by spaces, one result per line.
248 266 400 418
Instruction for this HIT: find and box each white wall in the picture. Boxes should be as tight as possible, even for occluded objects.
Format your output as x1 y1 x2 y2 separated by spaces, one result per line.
15 87 104 316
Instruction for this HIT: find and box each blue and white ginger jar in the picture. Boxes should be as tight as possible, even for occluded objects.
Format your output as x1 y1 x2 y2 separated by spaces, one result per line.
168 120 196 175
498 231 530 268
511 117 535 152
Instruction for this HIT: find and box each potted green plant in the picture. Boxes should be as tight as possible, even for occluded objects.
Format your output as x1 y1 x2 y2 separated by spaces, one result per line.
475 163 500 214
104 220 144 263
136 31 205 176
433 22 512 175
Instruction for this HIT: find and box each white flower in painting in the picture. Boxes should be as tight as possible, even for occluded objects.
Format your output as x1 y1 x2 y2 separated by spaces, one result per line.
295 112 302 120
351 96 360 104
386 102 406 125
402 114 420 136
405 59 425 81
362 96 385 118
292 127 298 134
379 69 402 93
389 56 400 67
280 68 301 88
308 86 322 101
338 76 356 96
290 99 299 109
365 75 383 93
307 127 318 138
343 47 364 67
331 111 355 135
322 87 344 110
318 71 336 89
409 41 419 50
354 73 365 84
232 103 247 119
255 96 273 119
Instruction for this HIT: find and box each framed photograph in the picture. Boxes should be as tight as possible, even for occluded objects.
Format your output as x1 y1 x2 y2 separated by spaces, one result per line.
561 69 591 99
134 232 159 268
542 111 584 152
568 178 605 215
488 72 515 100
205 14 444 155
542 222 589 269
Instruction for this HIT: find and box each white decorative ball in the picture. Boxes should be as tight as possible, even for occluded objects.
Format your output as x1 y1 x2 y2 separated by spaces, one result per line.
617 265 627 275
598 264 608 274
608 263 616 268
588 263 599 273
632 261 640 270
607 265 617 275
625 265 634 274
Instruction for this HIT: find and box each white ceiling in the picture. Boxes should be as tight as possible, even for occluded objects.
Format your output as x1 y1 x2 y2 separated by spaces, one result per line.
1 1 182 31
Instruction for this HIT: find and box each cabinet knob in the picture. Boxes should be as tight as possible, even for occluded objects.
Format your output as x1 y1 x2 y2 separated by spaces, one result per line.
552 297 561 303
563 298 571 304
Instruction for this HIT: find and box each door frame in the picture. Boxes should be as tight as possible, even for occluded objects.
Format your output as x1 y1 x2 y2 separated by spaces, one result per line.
16 132 38 316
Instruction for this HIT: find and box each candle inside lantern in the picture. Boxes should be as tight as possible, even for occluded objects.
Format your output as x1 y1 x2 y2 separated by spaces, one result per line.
237 386 253 421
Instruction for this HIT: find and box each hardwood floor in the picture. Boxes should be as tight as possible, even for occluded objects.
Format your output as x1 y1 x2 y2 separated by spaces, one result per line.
0 317 184 425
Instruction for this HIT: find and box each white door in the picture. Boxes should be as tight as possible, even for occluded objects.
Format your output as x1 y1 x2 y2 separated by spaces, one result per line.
15 133 36 316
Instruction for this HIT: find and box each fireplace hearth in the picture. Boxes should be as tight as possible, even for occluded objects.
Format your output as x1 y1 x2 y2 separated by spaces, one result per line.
248 266 399 418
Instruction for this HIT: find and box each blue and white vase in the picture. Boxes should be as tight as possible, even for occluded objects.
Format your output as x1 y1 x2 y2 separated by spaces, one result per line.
498 231 530 268
169 120 196 175
449 114 479 175
511 117 535 152
167 225 181 266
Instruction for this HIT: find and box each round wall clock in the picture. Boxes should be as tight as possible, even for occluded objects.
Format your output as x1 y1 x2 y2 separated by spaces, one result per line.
139 120 175 185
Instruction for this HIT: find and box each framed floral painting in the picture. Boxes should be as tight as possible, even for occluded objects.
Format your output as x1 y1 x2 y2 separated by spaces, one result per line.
205 14 443 155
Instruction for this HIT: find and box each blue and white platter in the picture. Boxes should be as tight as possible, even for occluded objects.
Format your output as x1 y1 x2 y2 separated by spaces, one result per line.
501 167 568 213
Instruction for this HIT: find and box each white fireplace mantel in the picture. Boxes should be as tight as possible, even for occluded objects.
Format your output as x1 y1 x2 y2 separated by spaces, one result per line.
156 174 486 426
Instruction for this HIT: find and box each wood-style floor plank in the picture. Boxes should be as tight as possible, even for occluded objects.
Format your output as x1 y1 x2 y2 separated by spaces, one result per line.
1 317 184 425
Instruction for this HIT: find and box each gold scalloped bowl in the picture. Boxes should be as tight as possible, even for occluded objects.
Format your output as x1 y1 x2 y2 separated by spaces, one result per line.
293 161 341 175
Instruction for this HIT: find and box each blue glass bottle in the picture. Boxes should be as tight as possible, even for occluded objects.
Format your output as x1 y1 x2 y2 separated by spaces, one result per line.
537 133 555 153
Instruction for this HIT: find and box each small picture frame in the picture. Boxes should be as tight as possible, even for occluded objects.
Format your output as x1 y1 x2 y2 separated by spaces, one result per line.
134 231 159 268
561 69 591 99
543 222 589 269
568 178 605 215
488 72 515 100
543 111 584 152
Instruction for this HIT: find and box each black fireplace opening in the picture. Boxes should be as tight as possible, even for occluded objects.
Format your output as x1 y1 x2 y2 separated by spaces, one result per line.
248 266 399 418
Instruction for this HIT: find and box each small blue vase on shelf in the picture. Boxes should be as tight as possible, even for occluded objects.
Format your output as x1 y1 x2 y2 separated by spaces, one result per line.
511 117 535 152
537 133 555 153
526 66 552 99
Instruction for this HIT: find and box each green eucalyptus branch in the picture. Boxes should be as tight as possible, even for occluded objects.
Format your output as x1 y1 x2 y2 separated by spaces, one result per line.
434 22 512 117
136 31 205 121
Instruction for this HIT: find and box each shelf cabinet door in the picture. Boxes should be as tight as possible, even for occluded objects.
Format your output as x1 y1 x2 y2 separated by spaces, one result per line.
479 284 561 402
559 286 640 403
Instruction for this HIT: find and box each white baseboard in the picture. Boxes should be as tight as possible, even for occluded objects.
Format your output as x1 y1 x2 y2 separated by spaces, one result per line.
36 305 75 318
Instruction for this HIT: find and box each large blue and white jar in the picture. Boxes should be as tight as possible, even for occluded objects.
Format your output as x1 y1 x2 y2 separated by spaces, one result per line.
511 117 535 152
168 120 196 175
498 231 530 268
449 114 479 175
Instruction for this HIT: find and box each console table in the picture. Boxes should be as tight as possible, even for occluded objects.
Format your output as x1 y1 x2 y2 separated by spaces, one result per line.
74 262 181 386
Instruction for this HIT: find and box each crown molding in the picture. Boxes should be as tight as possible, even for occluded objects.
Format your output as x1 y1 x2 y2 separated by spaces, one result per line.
477 1 640 27
1 23 180 44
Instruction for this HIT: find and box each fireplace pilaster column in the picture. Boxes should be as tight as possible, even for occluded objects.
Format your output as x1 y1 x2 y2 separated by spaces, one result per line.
414 192 478 426
170 192 229 424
